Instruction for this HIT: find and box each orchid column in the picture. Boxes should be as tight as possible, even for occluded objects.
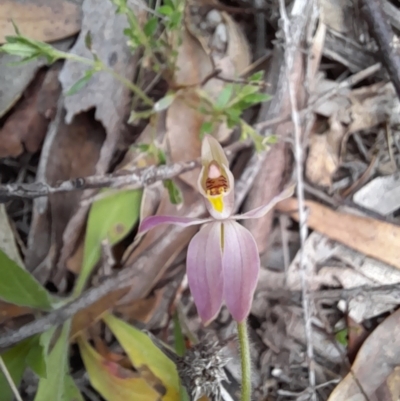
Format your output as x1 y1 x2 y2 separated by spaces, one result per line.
140 135 293 401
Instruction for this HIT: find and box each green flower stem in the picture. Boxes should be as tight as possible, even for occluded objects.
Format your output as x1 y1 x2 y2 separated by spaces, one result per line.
62 52 154 106
237 320 252 401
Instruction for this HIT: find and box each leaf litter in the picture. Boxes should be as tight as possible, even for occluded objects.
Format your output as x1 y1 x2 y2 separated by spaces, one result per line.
3 0 400 400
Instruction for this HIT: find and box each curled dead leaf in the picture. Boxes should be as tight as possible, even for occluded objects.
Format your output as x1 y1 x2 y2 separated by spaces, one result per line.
328 308 400 401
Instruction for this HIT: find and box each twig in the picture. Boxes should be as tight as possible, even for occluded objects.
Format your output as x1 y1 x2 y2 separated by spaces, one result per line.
0 141 250 203
0 161 197 202
0 356 23 401
360 0 400 100
278 0 316 399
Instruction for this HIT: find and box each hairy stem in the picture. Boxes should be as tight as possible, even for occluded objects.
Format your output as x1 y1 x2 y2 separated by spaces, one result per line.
237 320 251 401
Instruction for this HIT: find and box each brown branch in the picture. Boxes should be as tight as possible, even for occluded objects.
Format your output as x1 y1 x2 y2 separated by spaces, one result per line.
0 161 198 202
0 140 250 203
360 0 400 100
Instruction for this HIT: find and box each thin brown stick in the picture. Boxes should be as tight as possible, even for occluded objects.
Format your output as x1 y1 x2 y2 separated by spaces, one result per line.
0 141 250 203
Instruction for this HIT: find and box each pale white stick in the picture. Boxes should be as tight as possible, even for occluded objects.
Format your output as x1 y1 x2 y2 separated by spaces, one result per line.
278 0 317 400
0 356 23 401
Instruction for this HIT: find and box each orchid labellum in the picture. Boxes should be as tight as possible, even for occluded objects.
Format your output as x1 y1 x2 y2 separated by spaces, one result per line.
139 135 293 324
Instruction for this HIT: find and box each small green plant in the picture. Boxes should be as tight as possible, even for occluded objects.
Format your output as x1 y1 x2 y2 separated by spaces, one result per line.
196 71 276 151
112 0 184 72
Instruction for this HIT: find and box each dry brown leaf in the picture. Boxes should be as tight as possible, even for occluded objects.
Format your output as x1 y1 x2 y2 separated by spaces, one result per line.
0 0 81 44
0 55 42 118
316 81 397 132
328 308 400 401
221 11 251 74
0 65 61 158
277 198 400 270
166 92 203 187
306 116 345 188
347 315 369 363
26 111 105 283
114 290 164 324
70 288 130 340
59 0 143 172
0 301 33 325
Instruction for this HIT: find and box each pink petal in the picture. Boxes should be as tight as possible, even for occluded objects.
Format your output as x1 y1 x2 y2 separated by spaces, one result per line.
233 184 295 220
139 215 211 234
222 221 260 322
187 222 224 324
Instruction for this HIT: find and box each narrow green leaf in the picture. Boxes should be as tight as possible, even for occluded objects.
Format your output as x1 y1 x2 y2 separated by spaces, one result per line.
249 71 264 81
26 328 56 379
128 109 154 124
335 329 348 346
163 180 182 205
153 93 175 112
215 84 234 110
172 312 185 357
224 107 242 127
75 189 142 294
234 92 270 109
104 314 180 401
0 42 38 59
10 20 21 35
34 322 71 401
144 17 158 37
199 121 214 138
0 250 52 309
157 5 174 16
65 70 94 96
63 375 84 401
84 31 93 51
0 338 32 401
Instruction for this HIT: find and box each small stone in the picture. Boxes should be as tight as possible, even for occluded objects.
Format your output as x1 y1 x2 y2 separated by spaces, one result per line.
206 10 222 28
210 23 228 53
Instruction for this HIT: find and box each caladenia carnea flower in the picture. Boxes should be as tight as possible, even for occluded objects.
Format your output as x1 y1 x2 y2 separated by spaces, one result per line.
139 135 294 324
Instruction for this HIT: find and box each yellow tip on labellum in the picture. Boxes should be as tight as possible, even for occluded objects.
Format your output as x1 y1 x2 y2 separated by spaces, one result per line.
208 194 224 213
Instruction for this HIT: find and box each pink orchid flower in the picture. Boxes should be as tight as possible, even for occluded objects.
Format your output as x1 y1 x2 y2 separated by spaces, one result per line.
139 135 293 324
